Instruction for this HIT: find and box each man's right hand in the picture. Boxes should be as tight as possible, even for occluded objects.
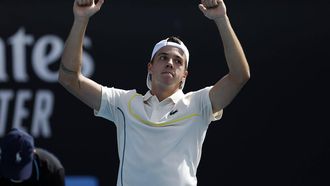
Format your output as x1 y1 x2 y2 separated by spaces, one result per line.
198 0 227 21
73 0 104 21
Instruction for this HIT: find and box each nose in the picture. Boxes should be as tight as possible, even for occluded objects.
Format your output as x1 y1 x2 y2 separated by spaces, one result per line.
165 59 174 68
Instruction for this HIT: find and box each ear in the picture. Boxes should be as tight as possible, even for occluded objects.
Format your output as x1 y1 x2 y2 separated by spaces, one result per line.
183 70 188 79
147 62 152 73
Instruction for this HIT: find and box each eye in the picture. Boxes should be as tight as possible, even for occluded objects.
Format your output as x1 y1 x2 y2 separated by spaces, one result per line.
159 56 167 60
174 59 183 65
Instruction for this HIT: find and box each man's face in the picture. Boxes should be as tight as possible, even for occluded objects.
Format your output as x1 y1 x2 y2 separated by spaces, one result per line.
148 46 188 90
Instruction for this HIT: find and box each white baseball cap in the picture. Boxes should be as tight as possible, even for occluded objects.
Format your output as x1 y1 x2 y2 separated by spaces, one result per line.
147 37 190 90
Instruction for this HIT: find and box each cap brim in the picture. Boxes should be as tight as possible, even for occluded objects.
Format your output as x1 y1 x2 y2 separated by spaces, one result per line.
2 160 33 181
16 160 33 180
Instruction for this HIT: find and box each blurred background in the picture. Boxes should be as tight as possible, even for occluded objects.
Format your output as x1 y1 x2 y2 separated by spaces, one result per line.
1 0 329 185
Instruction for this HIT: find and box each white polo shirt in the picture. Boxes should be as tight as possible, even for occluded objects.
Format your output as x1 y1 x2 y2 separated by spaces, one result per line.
94 86 222 186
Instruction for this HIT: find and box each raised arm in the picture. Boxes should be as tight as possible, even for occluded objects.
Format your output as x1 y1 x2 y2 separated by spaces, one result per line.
199 0 250 113
58 0 104 111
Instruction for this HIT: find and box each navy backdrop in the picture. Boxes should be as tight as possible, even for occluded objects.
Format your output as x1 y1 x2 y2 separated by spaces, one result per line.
1 0 329 185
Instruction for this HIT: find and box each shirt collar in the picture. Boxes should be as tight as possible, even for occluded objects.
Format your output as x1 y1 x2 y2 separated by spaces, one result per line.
143 90 184 104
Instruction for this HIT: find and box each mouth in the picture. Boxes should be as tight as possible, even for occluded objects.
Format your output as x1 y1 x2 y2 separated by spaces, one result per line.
162 71 174 76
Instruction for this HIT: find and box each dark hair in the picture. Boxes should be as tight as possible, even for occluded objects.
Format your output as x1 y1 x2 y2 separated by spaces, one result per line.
167 36 183 45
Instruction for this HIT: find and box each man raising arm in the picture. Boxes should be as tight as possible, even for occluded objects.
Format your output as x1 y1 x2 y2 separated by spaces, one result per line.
58 0 104 111
199 0 250 113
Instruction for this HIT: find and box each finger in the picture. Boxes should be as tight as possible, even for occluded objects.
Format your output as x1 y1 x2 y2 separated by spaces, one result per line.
198 4 207 14
76 0 84 6
81 0 88 6
206 0 218 8
205 0 212 8
217 0 224 6
201 0 209 8
203 0 210 8
212 0 219 7
75 0 82 6
76 0 92 6
95 0 104 9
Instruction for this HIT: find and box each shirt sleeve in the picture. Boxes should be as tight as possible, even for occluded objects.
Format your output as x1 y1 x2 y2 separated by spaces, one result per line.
94 86 134 125
194 86 223 124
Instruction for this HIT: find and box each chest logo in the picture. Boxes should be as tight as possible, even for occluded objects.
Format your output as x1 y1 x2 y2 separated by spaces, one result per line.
169 109 178 116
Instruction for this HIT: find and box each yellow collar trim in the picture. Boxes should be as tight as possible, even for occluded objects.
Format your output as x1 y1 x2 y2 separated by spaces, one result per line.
128 94 199 127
